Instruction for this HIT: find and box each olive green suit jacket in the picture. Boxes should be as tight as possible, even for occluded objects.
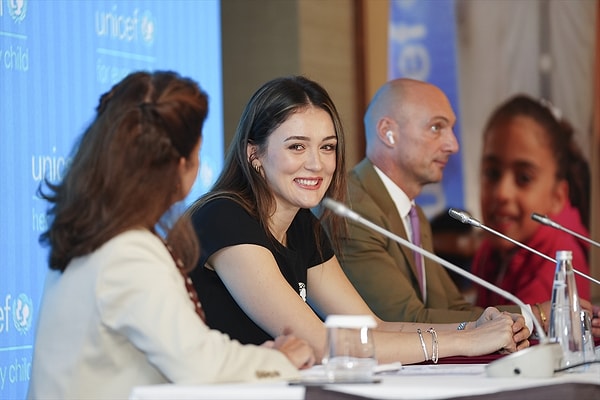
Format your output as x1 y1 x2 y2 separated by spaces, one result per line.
339 159 518 323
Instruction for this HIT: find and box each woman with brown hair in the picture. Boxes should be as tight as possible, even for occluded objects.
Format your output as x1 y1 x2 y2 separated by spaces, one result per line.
189 75 530 366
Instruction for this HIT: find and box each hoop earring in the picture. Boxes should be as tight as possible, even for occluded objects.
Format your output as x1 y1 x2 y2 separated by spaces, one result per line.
249 152 261 173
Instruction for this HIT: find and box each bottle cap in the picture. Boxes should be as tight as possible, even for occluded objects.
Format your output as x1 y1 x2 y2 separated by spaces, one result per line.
325 315 377 328
556 250 573 261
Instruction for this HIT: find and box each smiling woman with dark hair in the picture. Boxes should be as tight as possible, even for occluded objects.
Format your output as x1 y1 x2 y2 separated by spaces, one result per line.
188 75 530 368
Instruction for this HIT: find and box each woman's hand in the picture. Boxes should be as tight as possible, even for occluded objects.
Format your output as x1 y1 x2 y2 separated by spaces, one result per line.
505 312 530 351
533 301 551 333
464 311 529 355
475 307 529 350
540 299 599 338
262 332 316 370
474 307 501 328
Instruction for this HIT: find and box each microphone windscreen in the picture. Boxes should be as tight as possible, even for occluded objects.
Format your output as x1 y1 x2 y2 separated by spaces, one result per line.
448 208 468 224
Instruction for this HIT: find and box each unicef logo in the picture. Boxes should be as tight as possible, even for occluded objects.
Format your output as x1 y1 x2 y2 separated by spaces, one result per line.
396 44 430 81
12 293 33 334
140 10 156 46
8 0 28 23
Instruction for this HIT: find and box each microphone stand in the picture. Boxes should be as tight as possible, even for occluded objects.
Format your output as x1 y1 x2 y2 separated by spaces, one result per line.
532 212 600 249
322 198 562 378
449 209 600 286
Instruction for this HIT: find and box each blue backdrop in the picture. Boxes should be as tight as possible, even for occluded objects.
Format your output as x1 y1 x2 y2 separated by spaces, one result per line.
388 0 465 218
0 1 222 398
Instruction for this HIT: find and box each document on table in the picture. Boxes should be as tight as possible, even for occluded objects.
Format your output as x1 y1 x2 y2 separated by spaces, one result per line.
395 364 486 375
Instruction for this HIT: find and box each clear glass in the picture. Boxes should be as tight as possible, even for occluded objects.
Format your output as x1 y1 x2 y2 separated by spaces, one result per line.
323 316 377 382
580 310 596 363
548 250 585 369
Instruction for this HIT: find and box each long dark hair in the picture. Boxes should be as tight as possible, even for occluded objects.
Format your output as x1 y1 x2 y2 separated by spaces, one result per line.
39 71 209 271
189 75 347 253
483 94 590 227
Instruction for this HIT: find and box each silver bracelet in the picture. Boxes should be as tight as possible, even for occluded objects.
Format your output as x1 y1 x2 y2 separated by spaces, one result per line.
427 328 439 364
457 321 468 331
417 328 429 361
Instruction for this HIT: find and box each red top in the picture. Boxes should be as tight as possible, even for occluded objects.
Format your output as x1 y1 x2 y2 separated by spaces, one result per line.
472 204 591 307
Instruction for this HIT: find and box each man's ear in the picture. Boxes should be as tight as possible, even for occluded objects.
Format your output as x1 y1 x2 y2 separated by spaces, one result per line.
376 117 396 147
550 179 568 215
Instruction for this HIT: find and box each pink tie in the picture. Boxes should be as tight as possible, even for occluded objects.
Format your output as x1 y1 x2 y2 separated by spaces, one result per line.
409 206 426 300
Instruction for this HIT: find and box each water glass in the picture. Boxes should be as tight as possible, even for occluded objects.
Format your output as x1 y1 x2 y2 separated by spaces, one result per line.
323 315 377 382
581 310 596 362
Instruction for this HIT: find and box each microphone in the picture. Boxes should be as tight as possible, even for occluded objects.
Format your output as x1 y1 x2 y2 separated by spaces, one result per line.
322 198 562 378
532 212 600 249
448 209 600 286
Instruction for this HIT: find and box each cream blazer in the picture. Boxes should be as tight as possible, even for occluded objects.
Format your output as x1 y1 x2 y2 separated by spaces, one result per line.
28 230 298 399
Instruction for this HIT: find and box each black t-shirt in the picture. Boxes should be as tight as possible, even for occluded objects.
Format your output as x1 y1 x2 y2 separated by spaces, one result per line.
189 197 335 345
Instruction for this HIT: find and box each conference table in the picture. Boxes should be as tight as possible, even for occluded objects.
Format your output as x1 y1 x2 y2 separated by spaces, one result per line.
130 356 600 400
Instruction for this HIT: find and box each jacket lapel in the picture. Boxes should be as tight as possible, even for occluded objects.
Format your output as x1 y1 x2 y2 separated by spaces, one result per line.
351 160 420 279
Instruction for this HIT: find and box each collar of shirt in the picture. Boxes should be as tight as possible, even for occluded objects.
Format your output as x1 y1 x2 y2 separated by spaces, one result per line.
373 166 414 237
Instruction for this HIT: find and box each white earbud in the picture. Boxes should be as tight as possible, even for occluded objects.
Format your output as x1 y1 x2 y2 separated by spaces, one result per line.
386 130 395 145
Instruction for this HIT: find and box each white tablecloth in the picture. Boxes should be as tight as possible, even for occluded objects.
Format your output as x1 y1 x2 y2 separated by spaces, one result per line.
130 363 600 400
